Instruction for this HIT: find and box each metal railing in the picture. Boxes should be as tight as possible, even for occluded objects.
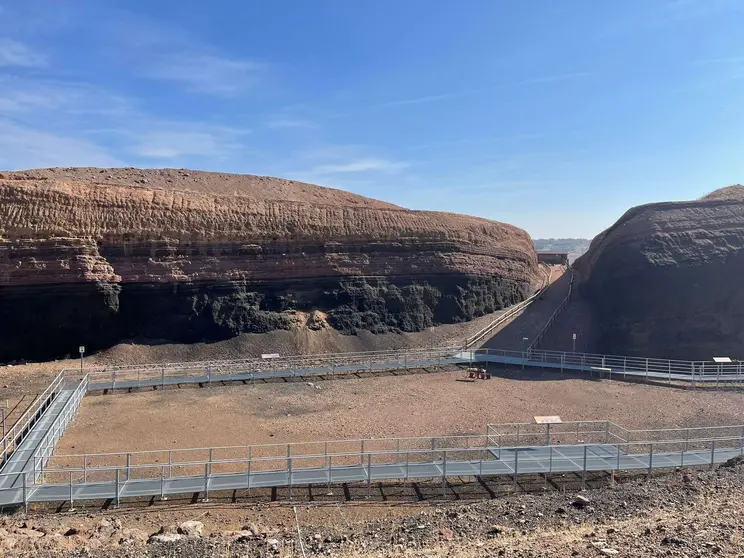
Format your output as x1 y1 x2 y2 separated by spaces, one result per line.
0 371 64 465
528 269 574 351
467 347 744 386
75 346 463 392
463 264 553 349
2 425 742 508
32 376 88 482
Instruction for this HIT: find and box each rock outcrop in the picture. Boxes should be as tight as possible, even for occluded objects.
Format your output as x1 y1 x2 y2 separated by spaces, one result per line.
575 185 744 360
0 168 541 362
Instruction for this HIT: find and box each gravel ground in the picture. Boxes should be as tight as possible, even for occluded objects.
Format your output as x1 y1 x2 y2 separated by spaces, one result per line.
2 459 743 556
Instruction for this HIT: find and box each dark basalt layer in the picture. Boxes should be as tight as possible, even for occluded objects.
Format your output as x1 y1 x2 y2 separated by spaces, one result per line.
0 274 530 362
575 186 744 360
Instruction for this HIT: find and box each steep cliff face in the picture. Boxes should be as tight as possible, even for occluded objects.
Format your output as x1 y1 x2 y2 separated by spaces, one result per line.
0 168 541 362
575 185 744 360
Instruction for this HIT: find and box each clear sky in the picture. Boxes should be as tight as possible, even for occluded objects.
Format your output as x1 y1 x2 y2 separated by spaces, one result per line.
1 0 743 238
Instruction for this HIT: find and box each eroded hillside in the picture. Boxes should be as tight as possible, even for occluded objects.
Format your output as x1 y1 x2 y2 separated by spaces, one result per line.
0 168 541 362
575 185 744 359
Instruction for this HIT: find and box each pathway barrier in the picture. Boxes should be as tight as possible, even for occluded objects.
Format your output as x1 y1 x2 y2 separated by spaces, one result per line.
0 372 64 466
459 348 744 386
2 419 742 508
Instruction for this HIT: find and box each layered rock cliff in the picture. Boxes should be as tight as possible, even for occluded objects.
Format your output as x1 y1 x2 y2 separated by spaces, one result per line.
575 185 744 360
0 168 541 362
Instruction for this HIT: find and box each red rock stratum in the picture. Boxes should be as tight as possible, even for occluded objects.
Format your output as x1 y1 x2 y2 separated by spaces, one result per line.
0 168 540 362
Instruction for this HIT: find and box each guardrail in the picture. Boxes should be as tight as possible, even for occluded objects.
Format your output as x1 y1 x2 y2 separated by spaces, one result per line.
465 347 744 386
0 371 64 466
76 347 463 392
463 264 554 349
32 376 88 482
528 269 574 351
2 422 742 508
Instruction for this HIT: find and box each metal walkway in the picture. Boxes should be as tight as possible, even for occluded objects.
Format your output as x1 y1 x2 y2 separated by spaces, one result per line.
5 442 742 507
86 357 464 392
0 389 75 495
457 349 744 385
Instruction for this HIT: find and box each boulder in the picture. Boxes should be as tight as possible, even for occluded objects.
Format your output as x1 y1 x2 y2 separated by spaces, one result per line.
177 520 204 537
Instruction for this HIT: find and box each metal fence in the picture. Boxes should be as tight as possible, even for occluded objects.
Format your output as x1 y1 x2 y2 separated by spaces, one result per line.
464 265 553 349
32 376 88 482
73 346 463 392
3 423 743 509
466 347 744 386
528 269 574 351
0 371 64 465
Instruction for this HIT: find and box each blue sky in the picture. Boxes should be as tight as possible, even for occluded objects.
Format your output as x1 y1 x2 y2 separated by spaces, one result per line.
1 0 743 238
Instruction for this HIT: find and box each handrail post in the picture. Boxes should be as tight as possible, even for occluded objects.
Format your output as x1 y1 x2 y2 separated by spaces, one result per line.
247 448 253 490
126 453 131 481
513 449 519 491
287 444 292 501
203 463 210 502
367 453 372 498
69 471 75 511
160 466 167 500
582 445 587 489
442 450 447 498
114 469 120 508
22 472 28 513
710 439 716 470
648 444 653 481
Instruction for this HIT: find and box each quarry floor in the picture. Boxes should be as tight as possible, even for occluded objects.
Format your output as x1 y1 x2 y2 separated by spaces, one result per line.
54 366 744 458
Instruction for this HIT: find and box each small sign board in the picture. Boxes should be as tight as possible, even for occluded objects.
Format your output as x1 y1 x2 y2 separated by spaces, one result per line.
79 346 85 354
713 357 733 363
534 415 562 424
572 333 577 340
261 353 281 359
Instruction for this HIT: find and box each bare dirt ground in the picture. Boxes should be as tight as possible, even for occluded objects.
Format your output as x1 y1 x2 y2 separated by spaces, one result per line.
55 366 744 458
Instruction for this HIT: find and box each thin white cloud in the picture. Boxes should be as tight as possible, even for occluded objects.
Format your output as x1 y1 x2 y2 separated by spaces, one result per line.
146 54 262 97
349 73 592 113
313 158 409 174
131 127 250 159
266 117 317 130
0 120 123 169
0 77 132 117
0 38 46 68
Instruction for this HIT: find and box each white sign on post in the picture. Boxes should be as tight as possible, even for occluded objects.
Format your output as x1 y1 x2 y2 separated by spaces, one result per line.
534 415 562 424
79 346 85 354
572 333 577 340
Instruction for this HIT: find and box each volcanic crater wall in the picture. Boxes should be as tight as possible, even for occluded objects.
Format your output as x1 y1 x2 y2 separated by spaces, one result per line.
0 168 541 362
575 186 744 360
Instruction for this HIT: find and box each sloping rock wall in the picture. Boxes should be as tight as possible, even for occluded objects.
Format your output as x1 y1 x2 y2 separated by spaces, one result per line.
575 186 744 360
0 168 541 362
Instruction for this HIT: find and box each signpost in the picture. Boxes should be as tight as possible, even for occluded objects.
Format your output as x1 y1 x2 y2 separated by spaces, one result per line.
535 415 562 446
572 333 577 353
79 345 85 375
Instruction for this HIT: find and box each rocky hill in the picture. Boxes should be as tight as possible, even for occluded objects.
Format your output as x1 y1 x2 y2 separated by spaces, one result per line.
575 185 744 360
0 168 541 362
